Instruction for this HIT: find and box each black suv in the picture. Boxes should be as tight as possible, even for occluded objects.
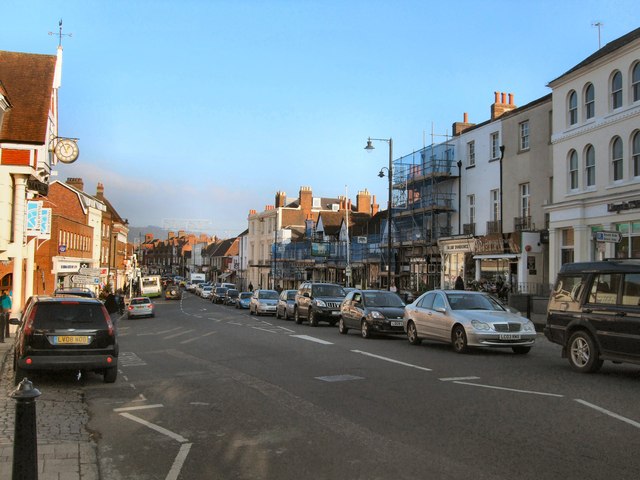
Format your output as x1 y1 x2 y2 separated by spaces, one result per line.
545 259 640 373
10 296 119 384
294 282 346 326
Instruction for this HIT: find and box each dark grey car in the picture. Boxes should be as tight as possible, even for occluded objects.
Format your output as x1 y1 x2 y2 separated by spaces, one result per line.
276 290 297 320
339 289 406 338
294 282 346 326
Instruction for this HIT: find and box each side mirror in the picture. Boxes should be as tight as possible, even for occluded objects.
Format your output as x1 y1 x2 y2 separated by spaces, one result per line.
9 317 21 326
303 292 310 298
435 307 447 314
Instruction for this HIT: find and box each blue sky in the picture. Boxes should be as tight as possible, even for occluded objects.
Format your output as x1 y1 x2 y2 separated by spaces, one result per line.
2 1 638 237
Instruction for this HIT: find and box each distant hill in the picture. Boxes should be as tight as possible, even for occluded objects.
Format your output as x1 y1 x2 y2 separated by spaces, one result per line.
128 226 169 244
127 226 209 244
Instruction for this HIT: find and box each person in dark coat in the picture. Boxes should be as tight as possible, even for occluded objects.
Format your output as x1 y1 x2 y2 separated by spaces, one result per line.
454 276 465 290
104 293 118 314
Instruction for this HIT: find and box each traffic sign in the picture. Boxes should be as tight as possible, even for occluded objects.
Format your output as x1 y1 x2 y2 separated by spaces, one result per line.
79 267 102 276
71 275 100 284
594 231 622 243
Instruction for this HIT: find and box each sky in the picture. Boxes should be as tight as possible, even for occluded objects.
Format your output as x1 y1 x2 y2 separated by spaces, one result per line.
2 1 638 238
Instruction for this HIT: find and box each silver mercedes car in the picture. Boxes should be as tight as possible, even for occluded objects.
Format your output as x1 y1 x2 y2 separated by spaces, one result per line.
403 290 536 354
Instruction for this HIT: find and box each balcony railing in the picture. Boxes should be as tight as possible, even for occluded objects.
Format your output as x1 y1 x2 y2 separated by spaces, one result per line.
486 220 502 234
514 216 532 231
463 223 475 235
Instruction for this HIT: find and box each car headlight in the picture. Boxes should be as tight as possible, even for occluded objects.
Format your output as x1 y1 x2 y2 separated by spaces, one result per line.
471 319 491 331
522 321 536 332
314 299 327 307
370 311 385 320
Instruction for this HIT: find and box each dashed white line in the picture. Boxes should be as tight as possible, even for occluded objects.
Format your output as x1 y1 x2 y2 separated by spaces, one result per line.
351 350 432 371
164 329 195 340
252 326 279 334
114 404 164 412
439 376 481 382
575 399 640 429
453 381 564 398
180 331 217 344
291 335 334 345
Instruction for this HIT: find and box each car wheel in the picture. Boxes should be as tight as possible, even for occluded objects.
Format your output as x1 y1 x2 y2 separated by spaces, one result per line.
567 330 603 373
309 309 318 327
103 367 117 383
451 325 468 353
407 321 421 345
294 308 302 324
338 318 348 334
512 346 531 355
283 308 289 321
361 320 371 339
249 306 254 315
276 308 281 319
329 320 337 327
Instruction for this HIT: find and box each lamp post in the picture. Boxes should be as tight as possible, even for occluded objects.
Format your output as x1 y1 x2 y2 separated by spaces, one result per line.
365 137 393 291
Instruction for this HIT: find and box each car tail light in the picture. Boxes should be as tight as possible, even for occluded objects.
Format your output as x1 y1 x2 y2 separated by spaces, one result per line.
128 305 134 310
100 305 115 336
23 305 38 336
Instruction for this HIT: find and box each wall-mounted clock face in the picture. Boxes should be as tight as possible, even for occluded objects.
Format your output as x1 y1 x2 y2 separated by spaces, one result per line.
54 138 79 163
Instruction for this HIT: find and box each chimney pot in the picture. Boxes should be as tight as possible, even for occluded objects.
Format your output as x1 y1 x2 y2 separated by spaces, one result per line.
463 112 468 123
508 93 514 105
501 92 506 104
494 91 500 103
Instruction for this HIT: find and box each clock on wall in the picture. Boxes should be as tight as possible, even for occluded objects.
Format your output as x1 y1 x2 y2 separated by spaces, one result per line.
54 138 79 164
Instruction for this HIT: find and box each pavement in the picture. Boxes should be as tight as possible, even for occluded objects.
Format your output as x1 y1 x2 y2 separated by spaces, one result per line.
0 331 100 480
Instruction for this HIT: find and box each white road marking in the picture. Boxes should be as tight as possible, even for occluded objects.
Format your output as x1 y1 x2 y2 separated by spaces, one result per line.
351 350 432 371
119 412 188 443
439 376 481 382
156 327 182 335
278 326 295 333
291 335 334 345
180 331 217 344
261 321 274 326
453 381 564 398
113 404 164 412
575 399 640 429
252 326 279 334
166 443 192 480
228 321 244 326
164 329 195 340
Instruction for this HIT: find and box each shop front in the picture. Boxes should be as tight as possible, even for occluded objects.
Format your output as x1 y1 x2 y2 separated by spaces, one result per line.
52 257 100 294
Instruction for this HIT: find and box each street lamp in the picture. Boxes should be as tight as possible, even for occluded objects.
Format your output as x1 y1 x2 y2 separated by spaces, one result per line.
365 137 393 291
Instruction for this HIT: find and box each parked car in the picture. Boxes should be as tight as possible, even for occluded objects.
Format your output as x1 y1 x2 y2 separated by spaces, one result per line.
165 284 182 300
339 289 406 338
200 285 214 299
223 289 240 306
249 289 279 316
9 295 118 384
294 282 346 326
236 292 252 309
211 287 228 304
127 297 155 319
403 290 536 354
545 259 640 373
276 290 297 320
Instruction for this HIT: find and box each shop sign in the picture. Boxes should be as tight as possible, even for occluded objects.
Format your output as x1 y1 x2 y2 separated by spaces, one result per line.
608 199 640 212
594 231 622 243
440 241 473 254
56 261 79 272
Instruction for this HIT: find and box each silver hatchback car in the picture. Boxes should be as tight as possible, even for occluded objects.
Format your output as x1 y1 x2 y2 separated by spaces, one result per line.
403 290 536 354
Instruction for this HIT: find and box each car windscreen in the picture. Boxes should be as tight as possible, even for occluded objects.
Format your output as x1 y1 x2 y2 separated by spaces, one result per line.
240 293 252 299
446 293 505 311
260 291 279 300
313 285 346 297
33 302 107 329
286 291 296 300
227 290 239 297
363 292 405 307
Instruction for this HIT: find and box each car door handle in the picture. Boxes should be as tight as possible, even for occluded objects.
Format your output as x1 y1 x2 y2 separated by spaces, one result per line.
615 311 627 317
583 308 592 313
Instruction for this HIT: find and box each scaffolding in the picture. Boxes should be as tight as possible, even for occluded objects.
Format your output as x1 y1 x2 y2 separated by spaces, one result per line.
391 133 460 291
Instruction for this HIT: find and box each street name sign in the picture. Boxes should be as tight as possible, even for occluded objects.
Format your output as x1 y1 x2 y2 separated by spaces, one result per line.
79 267 102 276
594 231 622 243
71 275 100 284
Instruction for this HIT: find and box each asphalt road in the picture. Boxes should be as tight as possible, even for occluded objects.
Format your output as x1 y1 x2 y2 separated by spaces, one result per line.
82 292 640 480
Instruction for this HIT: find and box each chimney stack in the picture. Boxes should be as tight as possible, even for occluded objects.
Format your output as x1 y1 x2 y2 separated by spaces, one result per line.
95 182 104 200
275 191 287 208
299 186 313 215
452 112 475 136
66 177 84 191
491 91 517 120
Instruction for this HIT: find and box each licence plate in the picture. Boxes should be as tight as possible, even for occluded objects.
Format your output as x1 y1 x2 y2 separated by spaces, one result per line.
499 334 521 340
391 321 403 327
331 311 340 315
54 335 90 345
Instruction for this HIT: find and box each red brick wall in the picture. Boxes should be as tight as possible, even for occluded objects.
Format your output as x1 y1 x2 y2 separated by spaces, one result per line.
44 183 87 224
0 148 33 167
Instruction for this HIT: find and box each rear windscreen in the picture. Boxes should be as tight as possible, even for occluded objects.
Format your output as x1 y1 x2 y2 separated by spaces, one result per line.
33 303 107 329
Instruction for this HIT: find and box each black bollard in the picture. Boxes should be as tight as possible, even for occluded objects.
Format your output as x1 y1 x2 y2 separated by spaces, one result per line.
10 378 41 480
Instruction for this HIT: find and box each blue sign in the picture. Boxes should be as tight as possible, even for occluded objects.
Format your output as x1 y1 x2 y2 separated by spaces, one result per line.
58 244 67 253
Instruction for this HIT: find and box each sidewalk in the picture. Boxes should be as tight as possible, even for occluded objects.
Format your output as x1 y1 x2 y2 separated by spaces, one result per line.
0 337 100 480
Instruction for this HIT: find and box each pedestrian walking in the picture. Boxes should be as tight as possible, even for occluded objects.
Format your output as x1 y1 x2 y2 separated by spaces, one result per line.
1 289 12 341
455 276 465 290
248 282 254 292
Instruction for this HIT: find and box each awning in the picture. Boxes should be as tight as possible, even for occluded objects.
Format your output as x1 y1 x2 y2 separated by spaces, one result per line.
473 254 519 260
219 272 231 279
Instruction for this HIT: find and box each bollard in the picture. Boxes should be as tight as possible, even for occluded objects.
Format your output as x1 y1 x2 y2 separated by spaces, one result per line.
10 378 41 480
